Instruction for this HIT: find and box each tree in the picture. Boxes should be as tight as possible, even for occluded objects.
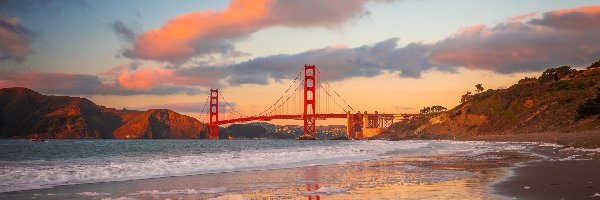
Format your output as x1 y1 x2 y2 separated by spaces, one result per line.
420 105 447 114
587 60 600 69
539 66 576 83
576 88 600 120
460 91 473 104
420 107 431 114
475 84 484 93
430 105 447 112
555 66 576 79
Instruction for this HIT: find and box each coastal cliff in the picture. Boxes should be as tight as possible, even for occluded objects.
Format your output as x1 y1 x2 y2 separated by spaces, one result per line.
0 88 206 139
379 61 600 140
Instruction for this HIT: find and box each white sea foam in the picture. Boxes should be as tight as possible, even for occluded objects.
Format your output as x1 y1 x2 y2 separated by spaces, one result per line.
128 188 226 196
538 142 564 148
101 197 137 200
208 194 248 200
0 140 428 193
560 147 600 152
78 192 111 196
313 186 349 194
0 140 528 193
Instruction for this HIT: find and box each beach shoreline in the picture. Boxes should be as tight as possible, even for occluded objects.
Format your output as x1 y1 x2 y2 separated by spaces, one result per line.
0 140 536 200
1 139 598 199
489 144 600 199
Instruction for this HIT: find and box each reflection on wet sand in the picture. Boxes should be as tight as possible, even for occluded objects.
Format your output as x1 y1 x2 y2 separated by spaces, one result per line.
304 166 320 200
2 149 532 199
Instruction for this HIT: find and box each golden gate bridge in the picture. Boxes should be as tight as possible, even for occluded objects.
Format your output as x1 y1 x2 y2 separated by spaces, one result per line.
199 65 418 139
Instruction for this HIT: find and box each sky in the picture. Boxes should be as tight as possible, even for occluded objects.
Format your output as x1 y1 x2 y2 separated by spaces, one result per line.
1 0 599 125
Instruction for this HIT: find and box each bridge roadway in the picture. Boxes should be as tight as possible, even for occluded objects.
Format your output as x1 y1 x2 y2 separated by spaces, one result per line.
216 113 416 125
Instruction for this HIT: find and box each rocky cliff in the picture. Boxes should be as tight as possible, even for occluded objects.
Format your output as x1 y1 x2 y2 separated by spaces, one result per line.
379 62 600 140
0 88 206 139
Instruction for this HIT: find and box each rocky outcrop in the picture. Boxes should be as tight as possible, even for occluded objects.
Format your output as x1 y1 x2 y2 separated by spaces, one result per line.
114 109 204 139
379 65 600 140
0 87 206 139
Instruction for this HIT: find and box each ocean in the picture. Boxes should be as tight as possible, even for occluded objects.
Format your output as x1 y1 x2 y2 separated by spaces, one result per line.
0 139 532 199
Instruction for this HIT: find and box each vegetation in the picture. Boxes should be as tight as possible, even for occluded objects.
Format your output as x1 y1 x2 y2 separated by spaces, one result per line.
587 59 600 69
420 105 447 114
518 77 538 84
460 91 473 104
380 59 600 140
576 88 600 120
538 66 577 83
475 84 484 93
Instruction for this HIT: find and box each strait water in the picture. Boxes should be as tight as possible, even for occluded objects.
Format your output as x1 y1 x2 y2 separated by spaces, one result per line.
0 139 528 196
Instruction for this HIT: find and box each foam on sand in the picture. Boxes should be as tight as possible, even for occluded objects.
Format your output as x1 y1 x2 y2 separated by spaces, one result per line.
208 194 249 200
0 140 428 193
77 192 111 196
314 186 349 194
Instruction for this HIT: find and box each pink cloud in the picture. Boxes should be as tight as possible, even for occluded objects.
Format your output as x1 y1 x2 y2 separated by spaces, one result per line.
108 64 226 90
117 67 176 90
429 5 600 72
121 0 372 64
528 5 600 31
509 12 538 22
0 15 34 62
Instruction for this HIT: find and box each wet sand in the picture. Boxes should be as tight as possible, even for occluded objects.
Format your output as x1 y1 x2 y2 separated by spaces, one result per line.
491 145 600 199
2 140 598 199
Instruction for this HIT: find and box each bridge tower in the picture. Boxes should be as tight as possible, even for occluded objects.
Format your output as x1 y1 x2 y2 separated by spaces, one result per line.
209 89 219 139
303 65 317 137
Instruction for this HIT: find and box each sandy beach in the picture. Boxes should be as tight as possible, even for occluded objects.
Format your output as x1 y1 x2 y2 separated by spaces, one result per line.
0 140 535 200
491 143 600 199
1 139 599 200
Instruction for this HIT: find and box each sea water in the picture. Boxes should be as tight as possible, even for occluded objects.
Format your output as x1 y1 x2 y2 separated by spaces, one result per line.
0 139 527 194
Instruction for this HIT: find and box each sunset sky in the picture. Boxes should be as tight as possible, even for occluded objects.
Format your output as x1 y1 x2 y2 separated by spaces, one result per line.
1 0 599 125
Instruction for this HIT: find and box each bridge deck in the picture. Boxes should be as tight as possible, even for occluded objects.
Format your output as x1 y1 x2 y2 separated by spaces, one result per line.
216 113 417 124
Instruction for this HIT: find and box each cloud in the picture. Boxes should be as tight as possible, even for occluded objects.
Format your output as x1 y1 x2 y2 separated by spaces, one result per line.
0 67 202 96
0 15 34 62
121 0 376 64
528 5 600 30
111 20 138 42
429 5 600 73
0 0 89 15
220 5 600 84
225 38 437 85
5 5 600 96
107 63 226 89
127 102 234 114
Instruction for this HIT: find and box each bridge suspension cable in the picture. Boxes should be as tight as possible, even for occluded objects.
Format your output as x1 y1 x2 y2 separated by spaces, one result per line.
316 70 355 114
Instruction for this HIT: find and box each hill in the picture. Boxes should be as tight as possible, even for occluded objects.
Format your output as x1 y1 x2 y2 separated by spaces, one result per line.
0 88 206 139
379 61 600 140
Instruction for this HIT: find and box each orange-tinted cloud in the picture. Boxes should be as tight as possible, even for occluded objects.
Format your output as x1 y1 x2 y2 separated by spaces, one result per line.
121 0 371 64
0 65 204 96
109 63 226 90
117 67 176 90
0 15 34 62
528 5 600 30
429 5 600 73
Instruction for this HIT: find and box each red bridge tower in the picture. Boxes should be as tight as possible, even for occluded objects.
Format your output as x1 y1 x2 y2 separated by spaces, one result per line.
209 89 219 139
303 65 317 137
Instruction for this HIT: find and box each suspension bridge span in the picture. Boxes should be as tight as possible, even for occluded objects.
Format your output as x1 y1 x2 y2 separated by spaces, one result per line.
199 65 418 139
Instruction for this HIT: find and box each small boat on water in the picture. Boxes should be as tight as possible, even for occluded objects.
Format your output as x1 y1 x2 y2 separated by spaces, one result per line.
29 135 45 142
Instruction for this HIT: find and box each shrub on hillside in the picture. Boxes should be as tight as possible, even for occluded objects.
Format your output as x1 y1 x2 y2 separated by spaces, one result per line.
576 88 600 120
